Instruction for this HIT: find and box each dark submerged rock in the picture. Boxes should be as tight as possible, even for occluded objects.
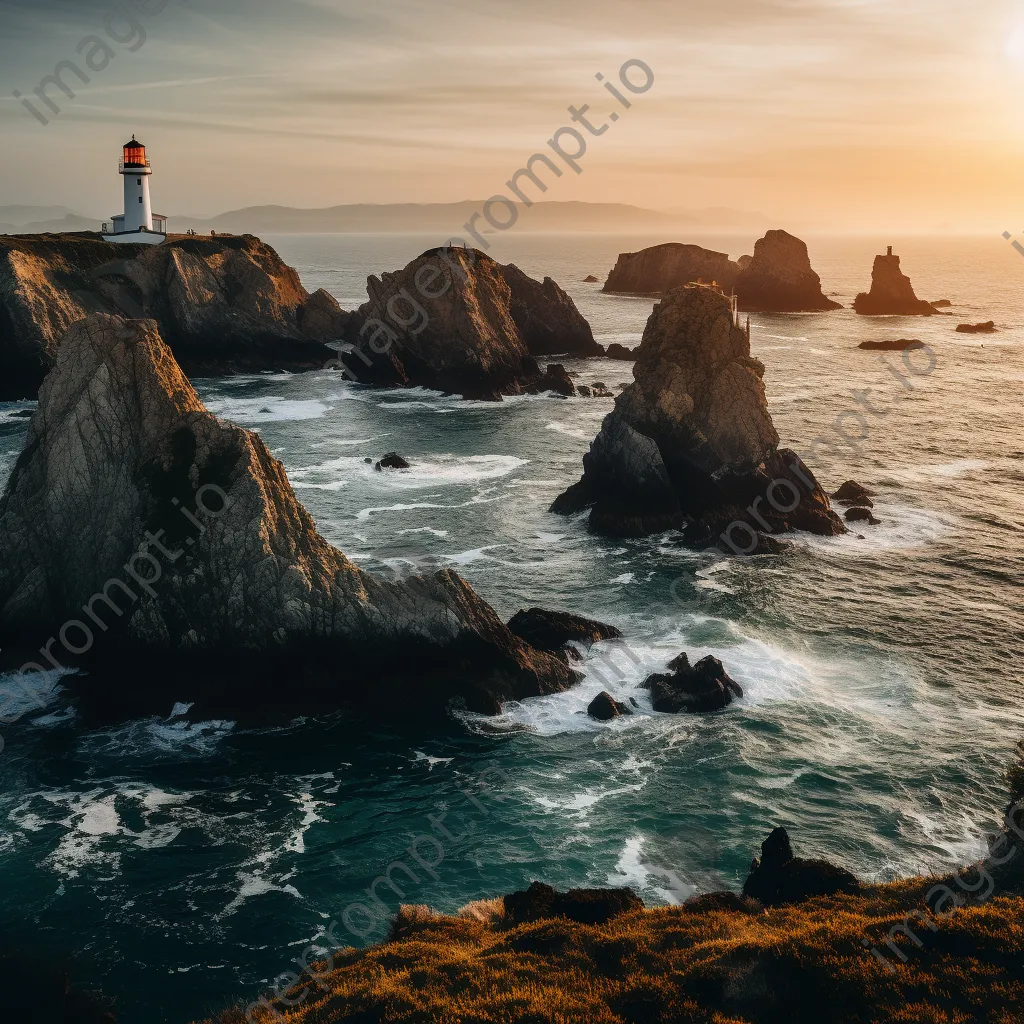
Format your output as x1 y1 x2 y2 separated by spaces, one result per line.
375 452 410 471
854 249 936 316
504 881 643 926
857 338 925 351
535 363 575 396
583 275 599 283
956 321 996 334
587 690 632 720
641 653 742 713
742 827 860 907
931 299 952 307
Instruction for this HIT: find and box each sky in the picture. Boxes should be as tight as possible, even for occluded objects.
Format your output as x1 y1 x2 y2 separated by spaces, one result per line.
1 0 1023 230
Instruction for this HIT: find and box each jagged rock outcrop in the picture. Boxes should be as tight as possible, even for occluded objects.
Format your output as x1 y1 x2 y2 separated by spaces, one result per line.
0 233 347 398
602 243 739 295
337 247 601 399
642 653 742 713
734 230 841 312
0 314 577 720
742 828 860 907
605 343 636 361
854 249 936 315
956 321 996 334
507 608 622 658
832 480 875 507
551 284 845 547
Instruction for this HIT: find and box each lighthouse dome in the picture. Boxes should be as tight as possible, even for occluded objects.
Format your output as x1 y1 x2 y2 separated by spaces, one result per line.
122 136 147 168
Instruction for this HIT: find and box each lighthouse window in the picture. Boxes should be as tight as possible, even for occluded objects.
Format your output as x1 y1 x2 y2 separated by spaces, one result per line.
139 197 143 204
137 178 142 185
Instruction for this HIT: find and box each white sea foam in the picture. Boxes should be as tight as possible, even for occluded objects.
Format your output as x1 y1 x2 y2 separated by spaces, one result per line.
606 836 696 904
205 397 331 424
546 422 589 440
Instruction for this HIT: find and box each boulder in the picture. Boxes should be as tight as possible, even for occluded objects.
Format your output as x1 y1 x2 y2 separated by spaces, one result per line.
734 230 841 312
742 827 860 907
0 233 346 398
857 339 925 351
602 243 740 295
337 247 600 399
587 690 632 720
0 315 578 721
831 480 875 506
535 363 575 397
551 284 845 546
641 652 742 713
931 299 952 307
854 249 936 315
375 452 411 471
577 385 592 397
507 608 622 655
845 507 880 526
503 881 642 926
956 321 996 334
583 275 599 283
604 343 637 361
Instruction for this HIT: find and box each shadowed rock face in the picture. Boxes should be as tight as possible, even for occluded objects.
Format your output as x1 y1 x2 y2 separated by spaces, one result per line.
551 285 844 547
854 250 936 315
0 314 576 721
0 233 347 398
743 827 860 907
602 243 739 295
338 247 600 399
734 230 841 312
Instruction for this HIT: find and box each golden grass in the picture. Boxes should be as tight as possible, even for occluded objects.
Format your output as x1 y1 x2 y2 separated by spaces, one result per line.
205 877 1024 1024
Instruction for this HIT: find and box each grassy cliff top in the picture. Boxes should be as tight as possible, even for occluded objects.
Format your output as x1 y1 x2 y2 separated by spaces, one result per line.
207 877 1024 1024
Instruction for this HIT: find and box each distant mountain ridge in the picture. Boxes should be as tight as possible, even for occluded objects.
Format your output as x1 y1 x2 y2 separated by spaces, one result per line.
0 201 772 236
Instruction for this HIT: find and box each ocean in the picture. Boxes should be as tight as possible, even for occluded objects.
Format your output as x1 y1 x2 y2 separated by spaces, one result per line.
0 231 1021 1023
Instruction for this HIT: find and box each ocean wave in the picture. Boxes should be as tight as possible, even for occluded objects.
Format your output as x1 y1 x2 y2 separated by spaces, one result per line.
205 396 331 424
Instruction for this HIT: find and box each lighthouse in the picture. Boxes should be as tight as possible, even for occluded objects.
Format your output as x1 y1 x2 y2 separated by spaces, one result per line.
102 135 168 244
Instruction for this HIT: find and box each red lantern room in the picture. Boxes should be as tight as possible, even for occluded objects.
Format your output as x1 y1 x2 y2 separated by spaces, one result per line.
122 135 147 169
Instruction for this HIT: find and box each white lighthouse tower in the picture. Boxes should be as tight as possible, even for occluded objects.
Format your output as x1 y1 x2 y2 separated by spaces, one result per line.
102 135 167 244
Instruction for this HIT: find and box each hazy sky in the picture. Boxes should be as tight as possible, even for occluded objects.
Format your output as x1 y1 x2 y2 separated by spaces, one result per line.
1 0 1023 229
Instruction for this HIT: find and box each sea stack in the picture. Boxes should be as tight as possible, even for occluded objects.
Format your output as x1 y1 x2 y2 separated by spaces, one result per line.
601 243 739 295
734 230 841 312
853 246 936 315
0 314 577 719
551 284 844 549
338 247 601 399
0 233 347 399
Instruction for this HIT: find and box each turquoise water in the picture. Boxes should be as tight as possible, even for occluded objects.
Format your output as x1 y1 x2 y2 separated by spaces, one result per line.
0 232 1021 1022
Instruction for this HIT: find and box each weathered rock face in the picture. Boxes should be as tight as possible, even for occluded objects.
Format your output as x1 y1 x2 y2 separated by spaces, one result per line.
854 250 936 315
602 243 739 295
552 284 845 547
503 881 643 926
0 233 346 398
734 230 841 312
0 314 576 720
587 690 632 720
507 608 622 657
338 247 600 399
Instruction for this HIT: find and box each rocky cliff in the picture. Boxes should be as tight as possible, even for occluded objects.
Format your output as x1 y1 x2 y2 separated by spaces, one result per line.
0 233 347 399
551 284 844 547
602 242 740 295
0 314 576 719
337 247 600 399
854 249 936 315
734 229 841 312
